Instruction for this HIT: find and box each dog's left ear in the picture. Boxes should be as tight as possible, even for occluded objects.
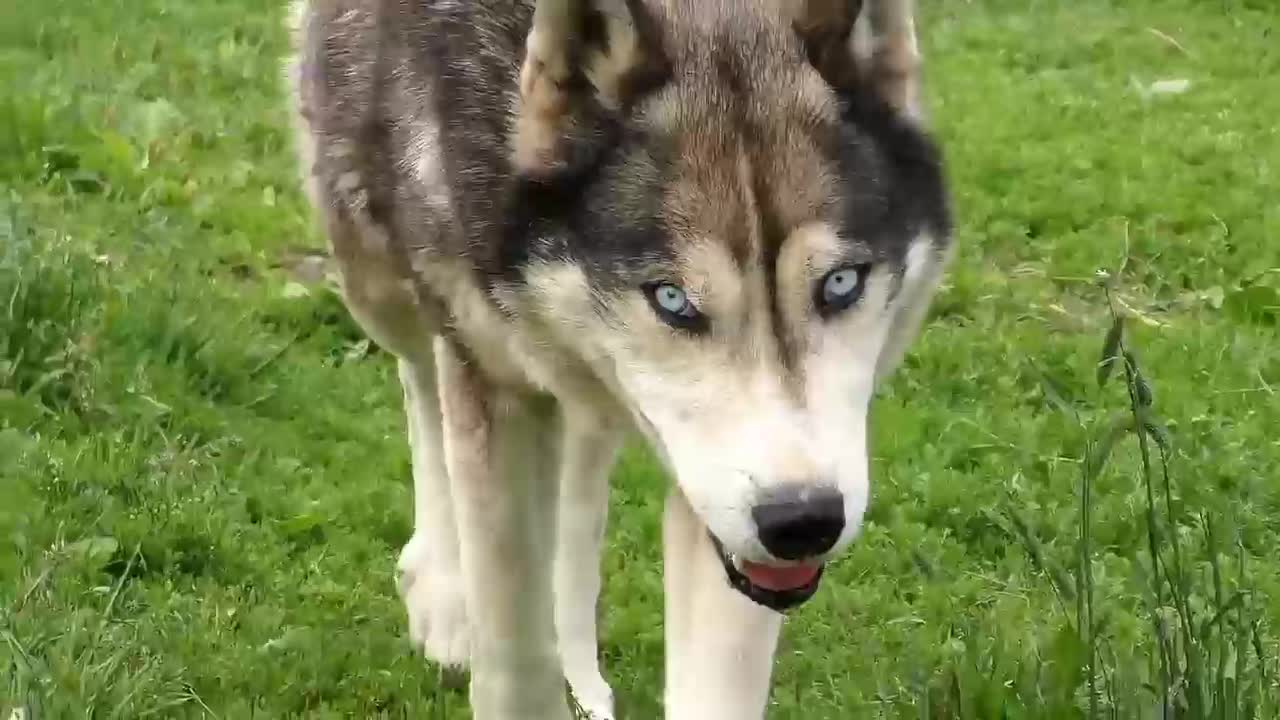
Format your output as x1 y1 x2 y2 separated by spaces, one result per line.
787 0 926 120
786 0 865 93
513 0 669 178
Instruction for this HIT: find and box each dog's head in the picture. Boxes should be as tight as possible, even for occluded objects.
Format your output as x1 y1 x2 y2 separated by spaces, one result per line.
506 0 951 611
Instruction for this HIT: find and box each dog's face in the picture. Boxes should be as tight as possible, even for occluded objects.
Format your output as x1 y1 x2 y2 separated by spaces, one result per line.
513 1 950 611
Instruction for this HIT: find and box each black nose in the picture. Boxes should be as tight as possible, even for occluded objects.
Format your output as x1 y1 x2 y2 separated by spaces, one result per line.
752 486 845 561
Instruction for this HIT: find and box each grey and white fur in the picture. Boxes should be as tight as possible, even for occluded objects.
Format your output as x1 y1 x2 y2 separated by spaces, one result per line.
287 0 952 717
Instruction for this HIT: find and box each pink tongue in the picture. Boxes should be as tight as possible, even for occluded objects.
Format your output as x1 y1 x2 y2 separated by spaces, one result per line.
740 561 820 591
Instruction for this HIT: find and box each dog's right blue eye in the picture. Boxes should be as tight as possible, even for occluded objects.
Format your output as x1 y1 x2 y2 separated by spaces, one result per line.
645 282 707 332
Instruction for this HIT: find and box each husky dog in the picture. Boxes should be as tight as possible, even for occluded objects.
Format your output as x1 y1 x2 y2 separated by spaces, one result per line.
288 0 950 716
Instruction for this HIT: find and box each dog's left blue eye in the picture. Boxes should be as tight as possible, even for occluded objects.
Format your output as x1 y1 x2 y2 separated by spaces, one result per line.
817 265 870 316
645 282 707 332
655 284 691 314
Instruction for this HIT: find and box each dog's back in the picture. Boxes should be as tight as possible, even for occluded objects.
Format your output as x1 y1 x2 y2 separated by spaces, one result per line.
294 0 531 267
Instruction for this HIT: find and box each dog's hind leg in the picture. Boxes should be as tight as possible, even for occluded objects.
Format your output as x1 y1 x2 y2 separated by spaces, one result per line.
859 0 926 120
438 338 570 720
555 408 622 719
397 341 471 668
662 489 783 720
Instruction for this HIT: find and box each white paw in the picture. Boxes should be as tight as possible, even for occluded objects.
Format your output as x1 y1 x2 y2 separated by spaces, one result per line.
567 671 615 720
398 534 470 668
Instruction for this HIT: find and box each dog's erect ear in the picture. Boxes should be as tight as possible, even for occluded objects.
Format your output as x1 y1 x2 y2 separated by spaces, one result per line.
785 0 864 92
513 0 668 177
786 0 924 120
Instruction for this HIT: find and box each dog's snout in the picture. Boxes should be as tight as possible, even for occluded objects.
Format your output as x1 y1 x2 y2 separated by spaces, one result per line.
752 486 845 560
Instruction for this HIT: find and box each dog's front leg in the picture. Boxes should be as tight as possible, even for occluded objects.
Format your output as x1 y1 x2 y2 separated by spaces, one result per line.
662 489 783 720
396 344 470 668
555 407 622 719
437 339 570 720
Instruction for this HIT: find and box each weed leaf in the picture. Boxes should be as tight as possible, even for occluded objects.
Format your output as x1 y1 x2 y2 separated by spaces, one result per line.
1097 316 1124 387
1031 361 1078 417
1085 413 1133 483
65 537 119 569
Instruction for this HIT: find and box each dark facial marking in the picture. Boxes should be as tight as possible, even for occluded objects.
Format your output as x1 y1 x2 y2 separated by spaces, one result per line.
751 163 802 374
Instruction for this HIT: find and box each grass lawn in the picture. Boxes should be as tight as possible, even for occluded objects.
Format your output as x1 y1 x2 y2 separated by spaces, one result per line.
2 0 1278 717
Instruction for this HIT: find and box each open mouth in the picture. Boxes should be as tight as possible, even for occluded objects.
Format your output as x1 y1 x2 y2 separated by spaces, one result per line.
709 534 824 612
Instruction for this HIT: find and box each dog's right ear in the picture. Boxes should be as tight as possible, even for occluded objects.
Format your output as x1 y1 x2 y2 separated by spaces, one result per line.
513 0 669 178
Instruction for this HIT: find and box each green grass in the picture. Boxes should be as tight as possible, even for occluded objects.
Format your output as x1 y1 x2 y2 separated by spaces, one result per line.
2 0 1278 716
